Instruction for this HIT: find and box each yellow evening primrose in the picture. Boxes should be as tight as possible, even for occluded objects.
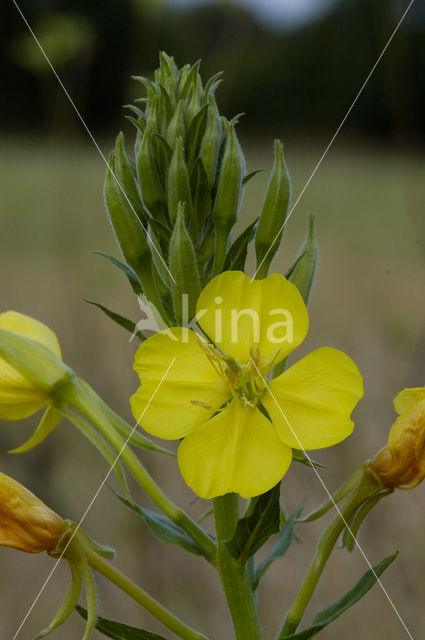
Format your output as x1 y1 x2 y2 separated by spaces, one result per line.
0 471 67 553
372 386 425 489
130 271 363 499
0 311 62 420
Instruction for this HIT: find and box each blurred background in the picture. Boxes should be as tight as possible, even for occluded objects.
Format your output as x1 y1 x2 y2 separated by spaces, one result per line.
0 0 424 638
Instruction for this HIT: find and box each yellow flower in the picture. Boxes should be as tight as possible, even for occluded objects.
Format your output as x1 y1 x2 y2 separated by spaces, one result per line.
0 471 67 553
130 271 363 499
0 311 62 420
371 387 425 489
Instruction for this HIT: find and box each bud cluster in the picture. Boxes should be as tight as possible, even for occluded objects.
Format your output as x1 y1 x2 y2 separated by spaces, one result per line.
104 52 301 328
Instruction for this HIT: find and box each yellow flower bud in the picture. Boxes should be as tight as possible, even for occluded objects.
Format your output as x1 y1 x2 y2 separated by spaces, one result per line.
0 472 67 553
0 311 64 420
371 389 425 489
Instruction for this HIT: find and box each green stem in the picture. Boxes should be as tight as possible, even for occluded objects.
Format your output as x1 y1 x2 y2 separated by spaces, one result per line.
277 468 383 638
85 546 208 640
213 494 262 640
61 380 217 562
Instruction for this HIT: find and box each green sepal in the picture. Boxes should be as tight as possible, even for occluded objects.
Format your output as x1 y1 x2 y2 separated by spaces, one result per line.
168 203 201 324
84 299 146 342
35 560 82 638
110 487 207 557
9 405 62 454
60 406 130 496
223 218 259 271
76 546 98 640
76 606 169 640
280 553 398 639
92 250 143 296
291 449 326 470
255 139 291 278
341 489 391 551
287 213 318 304
253 496 307 590
75 377 175 457
298 467 365 523
225 484 280 563
0 327 73 394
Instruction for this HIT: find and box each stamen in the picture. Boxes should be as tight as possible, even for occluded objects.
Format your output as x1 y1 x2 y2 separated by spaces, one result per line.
190 399 212 410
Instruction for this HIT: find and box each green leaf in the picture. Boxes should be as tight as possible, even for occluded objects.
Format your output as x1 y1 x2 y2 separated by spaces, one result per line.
76 606 168 639
92 250 143 296
225 484 280 562
253 496 307 590
281 553 398 639
223 218 258 272
110 488 206 556
85 300 146 342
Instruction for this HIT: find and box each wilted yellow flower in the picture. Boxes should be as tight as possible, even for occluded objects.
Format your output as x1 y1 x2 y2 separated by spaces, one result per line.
0 311 62 420
0 471 67 553
131 271 363 499
371 387 425 489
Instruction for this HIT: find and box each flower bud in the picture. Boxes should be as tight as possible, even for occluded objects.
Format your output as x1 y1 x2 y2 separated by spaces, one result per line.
0 311 71 420
255 140 291 278
168 136 193 225
371 389 425 489
211 120 245 274
199 98 222 189
168 203 201 323
0 471 67 553
286 213 318 303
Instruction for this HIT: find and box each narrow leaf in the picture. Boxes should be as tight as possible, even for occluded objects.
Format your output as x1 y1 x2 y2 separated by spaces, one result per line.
226 484 280 562
85 300 146 342
253 496 307 589
92 250 143 296
76 606 169 640
111 488 206 556
281 553 398 639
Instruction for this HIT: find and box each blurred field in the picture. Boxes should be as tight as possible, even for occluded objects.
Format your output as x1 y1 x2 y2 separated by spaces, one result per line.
0 135 424 640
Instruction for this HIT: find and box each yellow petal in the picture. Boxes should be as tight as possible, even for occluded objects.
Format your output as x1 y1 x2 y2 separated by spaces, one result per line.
263 347 363 450
0 472 66 553
130 328 231 439
0 311 61 358
0 312 62 419
393 387 425 416
177 400 292 499
196 271 309 365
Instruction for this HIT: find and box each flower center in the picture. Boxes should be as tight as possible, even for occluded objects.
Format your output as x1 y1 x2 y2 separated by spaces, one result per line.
195 337 280 408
